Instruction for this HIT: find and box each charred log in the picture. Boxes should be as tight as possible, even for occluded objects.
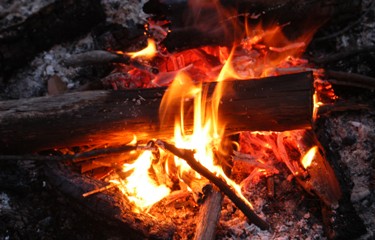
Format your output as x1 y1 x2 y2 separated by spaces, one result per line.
0 72 314 154
44 161 175 239
0 0 105 80
144 0 361 51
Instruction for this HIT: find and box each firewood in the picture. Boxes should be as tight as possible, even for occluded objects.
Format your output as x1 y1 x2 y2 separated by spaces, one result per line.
0 72 314 154
155 139 270 230
63 50 159 74
0 0 105 80
44 160 176 239
144 0 361 51
194 186 223 240
325 70 375 90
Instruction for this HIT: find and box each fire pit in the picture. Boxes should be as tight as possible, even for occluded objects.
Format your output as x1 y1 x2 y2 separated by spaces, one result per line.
0 0 374 239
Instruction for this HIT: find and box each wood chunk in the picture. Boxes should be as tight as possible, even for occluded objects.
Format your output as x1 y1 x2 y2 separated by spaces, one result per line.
194 187 223 240
0 72 313 153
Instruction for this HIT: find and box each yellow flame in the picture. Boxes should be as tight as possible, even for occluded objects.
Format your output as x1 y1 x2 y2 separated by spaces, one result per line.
112 151 170 213
159 64 253 208
301 146 318 169
127 39 157 59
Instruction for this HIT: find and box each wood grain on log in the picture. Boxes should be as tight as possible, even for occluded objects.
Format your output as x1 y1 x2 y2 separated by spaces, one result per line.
194 187 223 240
0 72 313 153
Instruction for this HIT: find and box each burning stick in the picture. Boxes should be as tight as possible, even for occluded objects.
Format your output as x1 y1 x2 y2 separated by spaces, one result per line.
63 50 159 74
194 186 223 240
155 139 270 230
82 182 117 197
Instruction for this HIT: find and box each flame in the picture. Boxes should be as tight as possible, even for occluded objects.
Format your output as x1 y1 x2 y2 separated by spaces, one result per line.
160 62 253 209
126 39 157 59
301 146 318 169
108 10 335 213
111 151 170 213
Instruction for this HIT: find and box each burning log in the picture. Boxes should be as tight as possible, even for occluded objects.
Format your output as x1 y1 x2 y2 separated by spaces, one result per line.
44 160 176 239
0 0 105 80
0 72 314 154
194 186 223 240
155 139 270 230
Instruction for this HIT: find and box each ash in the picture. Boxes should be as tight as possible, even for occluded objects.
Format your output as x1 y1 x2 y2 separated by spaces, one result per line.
317 100 375 239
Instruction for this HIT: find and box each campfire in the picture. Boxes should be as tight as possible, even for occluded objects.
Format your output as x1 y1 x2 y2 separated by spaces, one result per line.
0 0 374 239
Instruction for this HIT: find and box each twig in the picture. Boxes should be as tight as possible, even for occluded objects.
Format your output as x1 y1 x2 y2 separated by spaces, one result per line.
82 182 117 197
155 139 270 230
311 45 375 64
63 50 158 74
72 145 138 162
325 70 375 90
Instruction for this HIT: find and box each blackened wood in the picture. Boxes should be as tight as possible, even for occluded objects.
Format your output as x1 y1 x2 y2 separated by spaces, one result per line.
326 70 375 90
155 139 270 230
0 0 105 80
194 187 223 240
0 72 313 153
144 0 361 51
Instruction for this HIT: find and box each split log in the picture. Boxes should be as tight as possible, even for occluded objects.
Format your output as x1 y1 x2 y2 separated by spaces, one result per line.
194 186 223 240
144 0 361 51
0 0 105 80
0 72 314 154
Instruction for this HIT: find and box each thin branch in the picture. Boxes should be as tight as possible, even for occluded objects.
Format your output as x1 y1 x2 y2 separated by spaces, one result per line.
63 50 159 74
326 70 375 90
0 144 154 162
155 139 270 230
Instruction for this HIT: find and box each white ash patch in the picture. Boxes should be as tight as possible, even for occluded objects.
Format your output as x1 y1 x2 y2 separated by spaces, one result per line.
0 192 11 212
101 0 149 27
2 34 95 99
335 0 375 50
324 113 375 239
0 0 54 30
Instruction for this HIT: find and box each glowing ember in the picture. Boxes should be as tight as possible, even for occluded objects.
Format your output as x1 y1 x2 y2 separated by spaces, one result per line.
106 13 338 213
301 146 318 169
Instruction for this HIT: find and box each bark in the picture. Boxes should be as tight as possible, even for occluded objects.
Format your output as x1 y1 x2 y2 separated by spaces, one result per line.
0 0 105 80
0 72 314 153
194 187 223 240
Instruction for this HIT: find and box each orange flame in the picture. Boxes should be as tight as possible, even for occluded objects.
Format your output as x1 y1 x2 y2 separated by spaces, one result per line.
126 39 157 59
301 146 318 169
110 10 332 213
